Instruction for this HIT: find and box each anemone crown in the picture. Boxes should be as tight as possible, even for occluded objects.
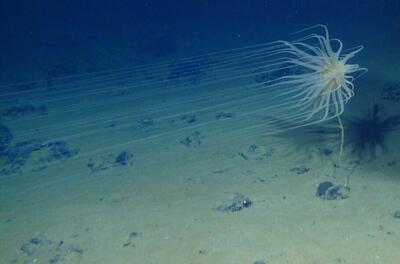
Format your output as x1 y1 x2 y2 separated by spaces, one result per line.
321 59 347 91
275 25 367 123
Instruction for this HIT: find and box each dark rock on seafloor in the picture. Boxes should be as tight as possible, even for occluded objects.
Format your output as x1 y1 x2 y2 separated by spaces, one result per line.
322 148 333 156
290 164 310 174
238 144 274 161
3 139 44 173
216 193 252 213
87 150 134 172
316 181 334 197
45 140 79 162
180 131 202 148
19 234 83 263
316 181 350 200
393 211 400 219
115 151 133 166
1 139 79 175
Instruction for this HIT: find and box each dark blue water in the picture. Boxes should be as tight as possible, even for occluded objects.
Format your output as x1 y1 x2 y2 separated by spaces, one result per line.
1 0 399 83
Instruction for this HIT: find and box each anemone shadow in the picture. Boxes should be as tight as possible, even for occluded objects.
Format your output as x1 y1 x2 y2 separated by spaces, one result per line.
343 104 400 162
266 103 400 163
264 117 338 161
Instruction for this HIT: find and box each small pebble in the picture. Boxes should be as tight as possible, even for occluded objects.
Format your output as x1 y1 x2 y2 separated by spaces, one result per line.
180 131 202 148
20 243 34 256
316 181 350 200
129 231 143 238
290 165 310 174
316 181 334 197
393 211 400 219
322 148 333 156
115 151 133 166
29 237 42 245
217 193 252 213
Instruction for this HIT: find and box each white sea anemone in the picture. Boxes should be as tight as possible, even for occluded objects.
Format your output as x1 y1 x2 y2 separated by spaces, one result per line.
267 25 367 123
